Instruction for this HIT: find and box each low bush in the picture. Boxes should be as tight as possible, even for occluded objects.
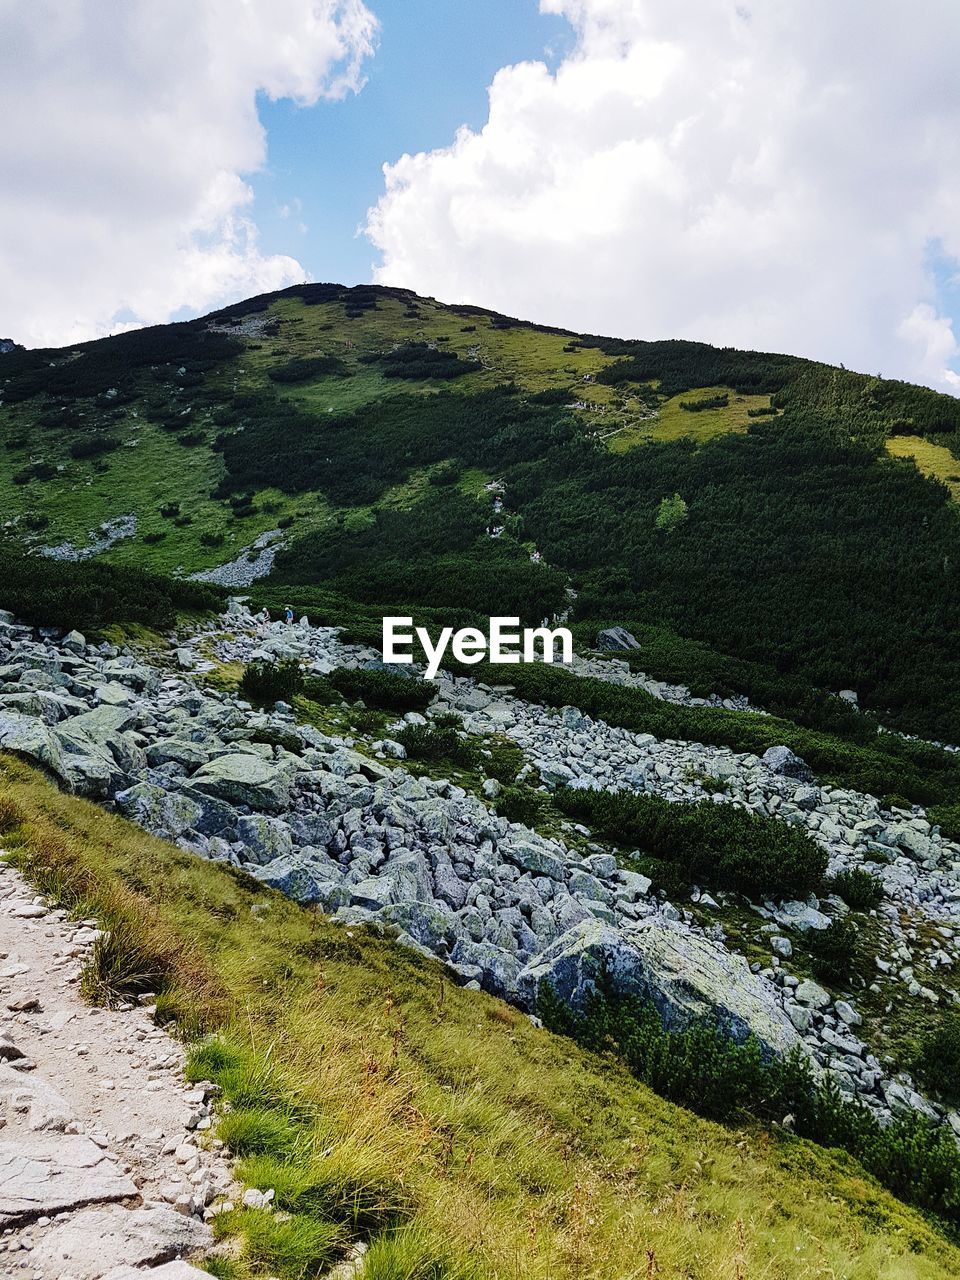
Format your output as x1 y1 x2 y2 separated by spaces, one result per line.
680 393 729 412
539 984 960 1230
829 867 884 912
200 531 225 547
911 1014 960 1106
806 916 860 983
328 667 434 714
493 785 546 827
395 717 477 768
69 434 119 459
268 354 347 383
554 786 826 898
0 545 221 631
240 660 304 707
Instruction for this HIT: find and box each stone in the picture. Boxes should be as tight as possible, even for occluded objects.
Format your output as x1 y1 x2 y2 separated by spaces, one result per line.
190 753 292 812
596 626 641 652
502 839 565 881
517 918 798 1058
771 935 793 958
380 901 453 952
30 1204 212 1278
762 745 814 783
0 1134 137 1226
0 710 71 786
236 814 294 865
115 783 203 840
449 939 520 1000
774 900 831 933
794 978 832 1009
146 738 210 770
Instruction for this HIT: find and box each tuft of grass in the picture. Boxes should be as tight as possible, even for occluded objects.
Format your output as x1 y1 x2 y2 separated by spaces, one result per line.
213 1207 346 1280
363 1224 480 1280
216 1107 303 1160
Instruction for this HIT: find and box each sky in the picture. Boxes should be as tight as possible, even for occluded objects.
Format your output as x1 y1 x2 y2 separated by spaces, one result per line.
1 0 959 393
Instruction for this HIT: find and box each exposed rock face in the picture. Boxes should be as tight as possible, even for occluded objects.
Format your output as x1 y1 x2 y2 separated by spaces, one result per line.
0 1135 138 1226
516 918 799 1058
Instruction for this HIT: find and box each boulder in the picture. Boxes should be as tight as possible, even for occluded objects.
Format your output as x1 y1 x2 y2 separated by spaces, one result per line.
190 753 292 812
30 1204 211 1278
449 938 521 1000
115 783 203 840
516 918 799 1058
237 814 293 864
0 1135 137 1226
146 738 210 770
380 900 454 952
761 745 814 783
252 850 344 905
596 626 641 652
0 710 72 786
502 839 565 880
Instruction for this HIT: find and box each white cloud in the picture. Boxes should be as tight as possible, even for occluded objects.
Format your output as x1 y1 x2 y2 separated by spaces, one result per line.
367 0 960 392
0 0 377 347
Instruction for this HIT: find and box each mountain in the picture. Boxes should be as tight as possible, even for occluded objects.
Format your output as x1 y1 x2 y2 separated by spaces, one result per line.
8 284 960 1271
4 280 960 747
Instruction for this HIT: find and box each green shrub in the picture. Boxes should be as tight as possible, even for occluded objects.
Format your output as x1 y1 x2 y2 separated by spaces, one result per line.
493 785 546 827
69 434 119 459
0 545 221 631
931 804 960 843
539 984 960 1229
200 531 225 547
395 718 477 768
328 667 434 714
806 916 859 983
911 1014 960 1105
829 867 884 912
267 354 347 383
240 660 304 707
217 1107 301 1159
554 786 826 898
159 502 181 518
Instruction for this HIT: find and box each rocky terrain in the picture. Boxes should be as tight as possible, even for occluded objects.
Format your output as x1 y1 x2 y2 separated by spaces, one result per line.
0 861 235 1279
2 601 960 1148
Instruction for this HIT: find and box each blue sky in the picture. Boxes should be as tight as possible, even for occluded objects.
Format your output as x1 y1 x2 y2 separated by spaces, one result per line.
3 0 959 390
250 0 573 288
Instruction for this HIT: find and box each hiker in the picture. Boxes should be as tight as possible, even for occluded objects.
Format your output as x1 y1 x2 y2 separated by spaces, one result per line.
284 604 294 625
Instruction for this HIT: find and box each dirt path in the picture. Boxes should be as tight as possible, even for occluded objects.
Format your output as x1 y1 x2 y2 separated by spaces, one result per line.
0 858 236 1279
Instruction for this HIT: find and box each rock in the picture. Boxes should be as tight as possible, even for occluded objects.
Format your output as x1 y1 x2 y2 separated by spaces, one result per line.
115 783 202 841
771 935 793 958
774 900 831 933
449 939 520 1000
146 738 210 770
252 851 344 905
517 918 798 1058
30 1204 212 1277
62 629 87 653
762 745 814 783
596 627 641 652
502 839 565 881
380 901 453 952
190 753 292 812
835 999 862 1027
0 710 71 786
0 1134 137 1226
794 978 831 1009
236 814 293 864
105 1264 213 1280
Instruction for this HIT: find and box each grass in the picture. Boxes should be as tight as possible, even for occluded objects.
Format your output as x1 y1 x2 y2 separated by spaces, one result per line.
885 435 960 501
607 385 775 453
2 755 960 1277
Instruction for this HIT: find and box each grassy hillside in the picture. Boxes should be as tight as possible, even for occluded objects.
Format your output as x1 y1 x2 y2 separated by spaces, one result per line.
6 283 960 739
3 750 960 1280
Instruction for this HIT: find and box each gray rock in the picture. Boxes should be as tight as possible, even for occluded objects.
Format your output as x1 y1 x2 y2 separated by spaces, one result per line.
0 1135 137 1226
596 627 641 652
502 839 565 880
517 918 798 1058
236 814 293 864
115 784 202 840
794 978 831 1009
190 753 292 812
762 745 814 783
30 1204 212 1277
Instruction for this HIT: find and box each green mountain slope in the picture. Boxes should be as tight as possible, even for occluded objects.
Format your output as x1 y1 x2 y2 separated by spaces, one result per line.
5 282 960 739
